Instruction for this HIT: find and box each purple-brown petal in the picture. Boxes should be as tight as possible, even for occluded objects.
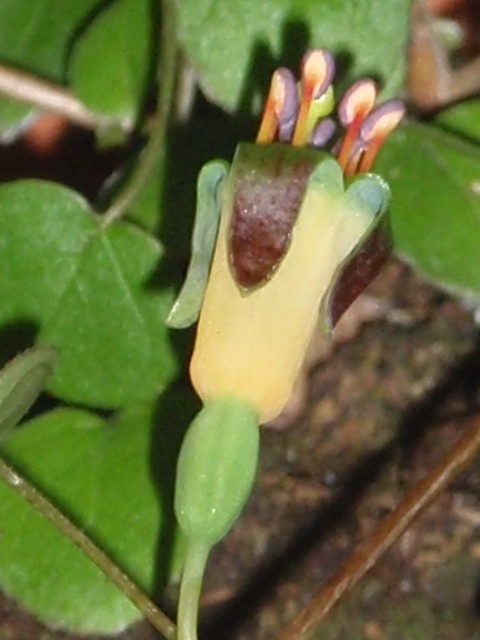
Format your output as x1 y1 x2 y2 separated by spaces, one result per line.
229 143 320 289
325 216 392 329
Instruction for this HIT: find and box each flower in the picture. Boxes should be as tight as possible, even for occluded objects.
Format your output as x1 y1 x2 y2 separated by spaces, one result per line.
171 49 405 423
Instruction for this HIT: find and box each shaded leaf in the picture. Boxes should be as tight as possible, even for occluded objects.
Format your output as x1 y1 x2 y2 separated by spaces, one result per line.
177 0 411 113
0 346 57 440
436 99 480 145
377 121 480 301
0 402 188 634
0 180 178 408
70 0 153 129
0 0 100 137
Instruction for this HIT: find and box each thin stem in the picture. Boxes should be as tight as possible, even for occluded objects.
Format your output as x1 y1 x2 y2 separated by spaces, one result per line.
0 64 109 130
177 540 210 640
276 414 480 640
0 454 176 640
101 0 178 227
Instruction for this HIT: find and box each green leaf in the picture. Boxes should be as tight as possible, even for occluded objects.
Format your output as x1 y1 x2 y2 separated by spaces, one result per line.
177 0 411 113
436 99 480 146
0 0 100 136
0 346 57 440
70 0 153 128
377 121 480 300
0 401 190 634
0 180 178 408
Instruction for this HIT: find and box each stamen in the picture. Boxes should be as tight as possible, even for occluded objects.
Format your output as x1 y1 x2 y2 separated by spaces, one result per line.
292 49 335 147
358 100 405 173
306 85 335 142
256 68 297 144
344 140 366 179
336 79 377 171
309 117 336 149
278 114 296 143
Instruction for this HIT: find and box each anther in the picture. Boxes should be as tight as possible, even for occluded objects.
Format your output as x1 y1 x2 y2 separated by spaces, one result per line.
358 100 405 173
336 79 377 170
291 49 335 147
256 68 297 144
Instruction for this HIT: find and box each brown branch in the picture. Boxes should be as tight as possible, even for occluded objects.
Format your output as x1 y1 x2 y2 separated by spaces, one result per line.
0 454 176 639
276 414 480 640
0 63 116 131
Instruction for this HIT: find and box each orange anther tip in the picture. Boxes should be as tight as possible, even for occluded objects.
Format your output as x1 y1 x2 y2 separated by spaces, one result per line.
256 67 298 144
338 79 378 126
271 70 287 112
360 100 405 142
300 49 335 98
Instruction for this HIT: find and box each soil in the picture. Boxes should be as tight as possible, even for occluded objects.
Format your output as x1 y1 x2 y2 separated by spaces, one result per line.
2 259 480 640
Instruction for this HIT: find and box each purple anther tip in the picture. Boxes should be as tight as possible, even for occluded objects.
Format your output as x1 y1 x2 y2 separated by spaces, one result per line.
278 114 297 143
337 79 377 127
301 48 336 99
359 99 405 141
316 49 335 98
275 67 298 123
309 117 336 149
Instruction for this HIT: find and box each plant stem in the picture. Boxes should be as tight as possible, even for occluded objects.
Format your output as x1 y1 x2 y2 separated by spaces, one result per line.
177 540 210 640
101 0 178 227
0 64 108 131
276 414 480 640
0 454 176 640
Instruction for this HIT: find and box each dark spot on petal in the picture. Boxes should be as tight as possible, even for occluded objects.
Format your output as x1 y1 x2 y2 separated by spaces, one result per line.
229 143 319 289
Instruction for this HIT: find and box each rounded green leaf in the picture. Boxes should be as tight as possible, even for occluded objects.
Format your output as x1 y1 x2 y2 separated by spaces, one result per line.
177 0 411 113
0 180 178 408
377 121 480 300
70 0 152 128
0 346 57 440
39 220 178 407
0 401 189 634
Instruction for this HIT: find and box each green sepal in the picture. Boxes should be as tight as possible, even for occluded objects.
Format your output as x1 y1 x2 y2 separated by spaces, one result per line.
307 153 344 194
0 346 57 441
345 172 390 218
320 172 391 333
174 396 259 546
166 160 229 329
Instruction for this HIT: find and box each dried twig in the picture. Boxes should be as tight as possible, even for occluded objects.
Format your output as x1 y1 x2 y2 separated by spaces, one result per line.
0 64 110 130
277 415 480 640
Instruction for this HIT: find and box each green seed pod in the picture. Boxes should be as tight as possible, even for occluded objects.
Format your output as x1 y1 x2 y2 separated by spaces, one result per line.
174 396 259 546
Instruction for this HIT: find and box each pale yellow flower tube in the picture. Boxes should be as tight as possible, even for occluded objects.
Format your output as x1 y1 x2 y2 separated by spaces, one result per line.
190 167 373 423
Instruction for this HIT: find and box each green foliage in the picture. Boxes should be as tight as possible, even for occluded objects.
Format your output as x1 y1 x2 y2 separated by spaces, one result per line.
71 0 153 127
0 181 178 408
377 120 480 300
0 0 100 136
177 0 411 112
0 404 186 634
436 99 480 145
0 346 57 440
